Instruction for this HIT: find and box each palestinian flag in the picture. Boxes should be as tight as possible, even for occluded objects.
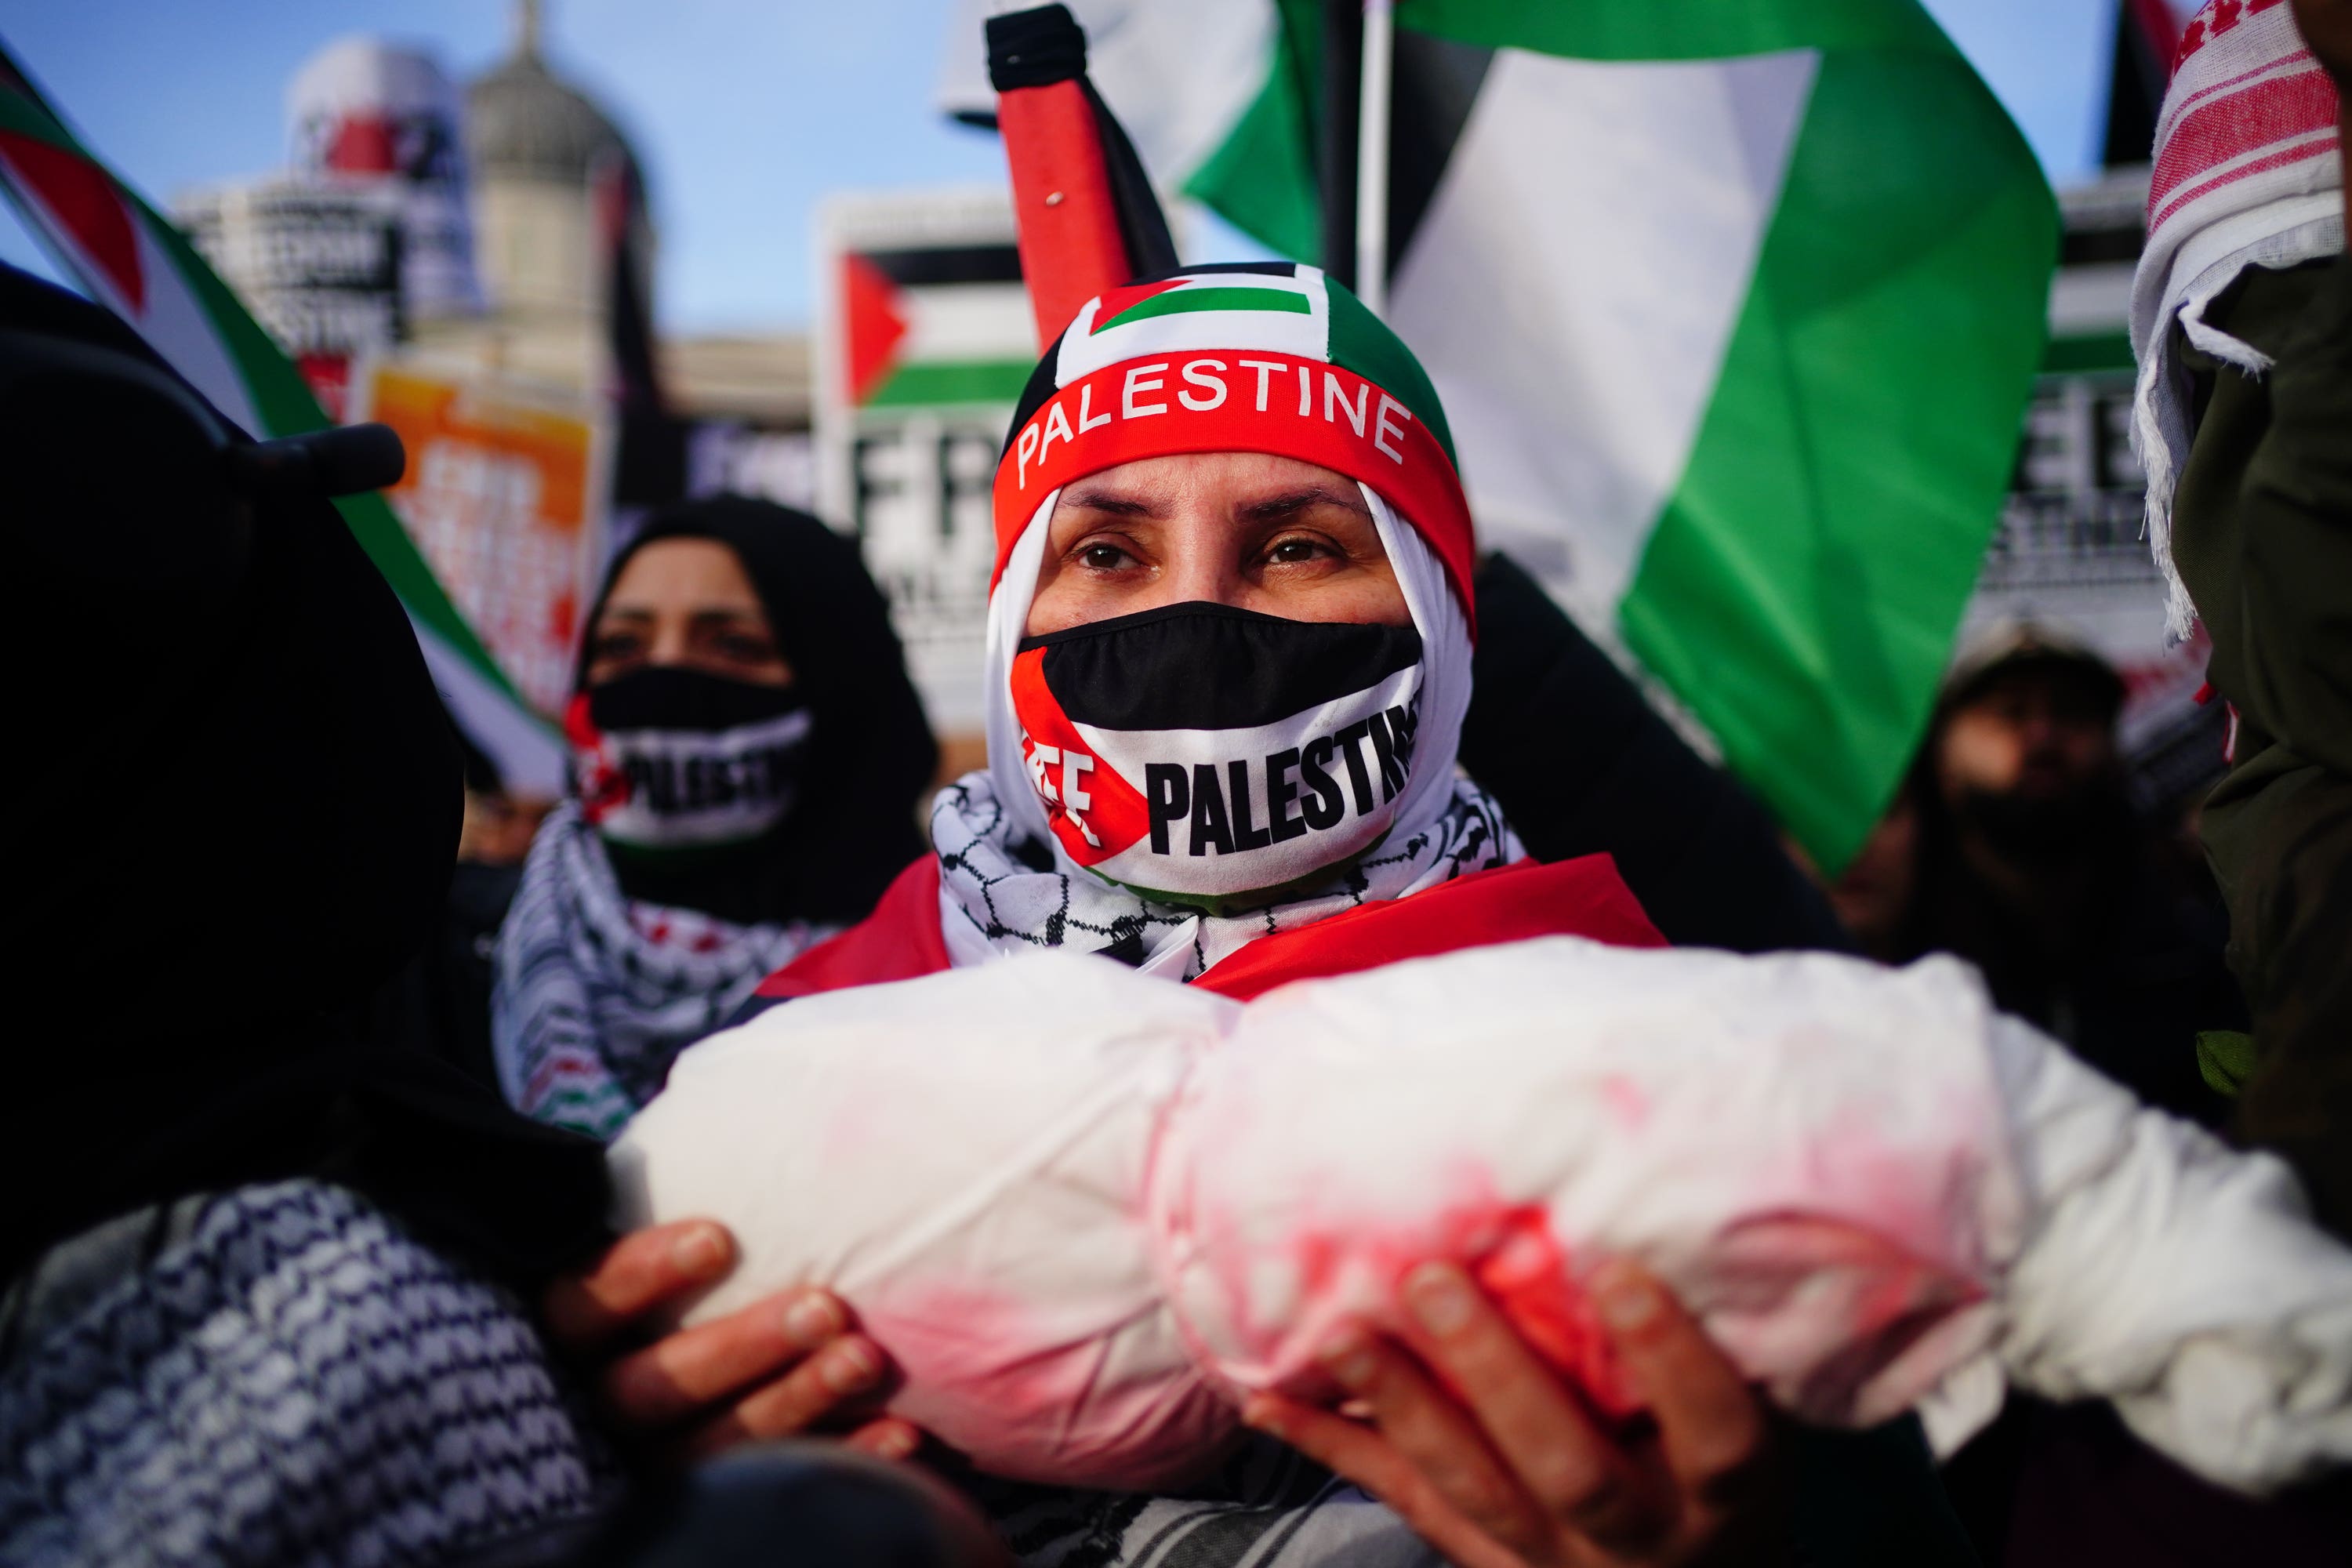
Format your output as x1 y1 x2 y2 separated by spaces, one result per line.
0 43 564 793
982 0 2056 872
840 241 1036 409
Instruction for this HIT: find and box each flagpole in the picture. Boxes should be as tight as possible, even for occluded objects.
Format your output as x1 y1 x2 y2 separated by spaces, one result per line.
1318 0 1362 291
1355 0 1393 315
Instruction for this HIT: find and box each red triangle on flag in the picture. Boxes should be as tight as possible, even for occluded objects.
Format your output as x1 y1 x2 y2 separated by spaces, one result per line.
1088 278 1185 331
0 129 142 312
842 252 909 405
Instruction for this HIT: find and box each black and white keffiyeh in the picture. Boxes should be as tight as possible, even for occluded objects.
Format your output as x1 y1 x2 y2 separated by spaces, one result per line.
0 1181 619 1568
492 801 832 1140
932 768 1520 982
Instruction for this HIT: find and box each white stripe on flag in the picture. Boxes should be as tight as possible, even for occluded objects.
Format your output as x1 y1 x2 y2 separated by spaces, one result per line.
125 211 264 433
901 281 1036 362
412 615 568 797
1388 47 1816 637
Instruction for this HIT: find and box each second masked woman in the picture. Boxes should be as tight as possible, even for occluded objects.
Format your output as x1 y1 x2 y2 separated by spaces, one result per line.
492 495 936 1138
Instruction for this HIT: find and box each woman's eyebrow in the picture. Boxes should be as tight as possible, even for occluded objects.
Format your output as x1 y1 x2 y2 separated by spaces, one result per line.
1061 486 1161 517
1243 485 1370 521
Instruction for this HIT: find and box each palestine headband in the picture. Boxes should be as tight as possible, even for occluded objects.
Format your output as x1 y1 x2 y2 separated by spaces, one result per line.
989 263 1479 634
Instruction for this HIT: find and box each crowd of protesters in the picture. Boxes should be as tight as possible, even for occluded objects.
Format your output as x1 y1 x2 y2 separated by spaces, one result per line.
8 2 2352 1566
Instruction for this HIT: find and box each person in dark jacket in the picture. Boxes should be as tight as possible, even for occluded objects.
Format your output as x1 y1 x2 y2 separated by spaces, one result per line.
491 498 938 1140
1884 621 2241 1124
0 262 622 1566
2130 0 2352 1234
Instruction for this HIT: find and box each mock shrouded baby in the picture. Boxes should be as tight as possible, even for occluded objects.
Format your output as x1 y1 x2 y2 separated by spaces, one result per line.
609 938 2352 1497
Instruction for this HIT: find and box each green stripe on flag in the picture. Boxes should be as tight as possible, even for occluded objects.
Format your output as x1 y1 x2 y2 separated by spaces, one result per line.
1394 0 1950 57
1615 45 2053 872
1181 1 1323 261
1182 0 1956 263
865 358 1035 408
1188 0 2053 874
1094 285 1312 333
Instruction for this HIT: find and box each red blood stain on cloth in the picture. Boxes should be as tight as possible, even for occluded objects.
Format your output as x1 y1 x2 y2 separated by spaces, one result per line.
859 1276 1236 1491
1463 1206 1640 1420
1181 1181 1642 1421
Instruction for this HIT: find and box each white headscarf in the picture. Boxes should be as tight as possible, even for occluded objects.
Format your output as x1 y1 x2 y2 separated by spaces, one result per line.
928 477 1517 982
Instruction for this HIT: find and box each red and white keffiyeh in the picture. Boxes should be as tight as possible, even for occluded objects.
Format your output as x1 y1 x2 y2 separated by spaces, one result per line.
2132 0 2344 636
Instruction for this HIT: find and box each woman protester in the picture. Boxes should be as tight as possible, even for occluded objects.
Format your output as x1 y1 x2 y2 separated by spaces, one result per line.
492 495 935 1139
559 266 1977 1567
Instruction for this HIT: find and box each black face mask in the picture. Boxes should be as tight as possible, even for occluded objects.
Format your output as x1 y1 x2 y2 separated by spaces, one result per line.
1009 601 1426 906
565 667 812 850
1951 775 2126 864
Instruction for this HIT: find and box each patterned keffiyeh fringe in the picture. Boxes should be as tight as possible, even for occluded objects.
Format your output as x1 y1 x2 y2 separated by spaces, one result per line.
0 1181 620 1568
931 769 1523 982
492 801 830 1140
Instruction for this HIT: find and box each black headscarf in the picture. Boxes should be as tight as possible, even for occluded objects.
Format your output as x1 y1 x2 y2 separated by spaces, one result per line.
0 264 607 1284
577 496 938 927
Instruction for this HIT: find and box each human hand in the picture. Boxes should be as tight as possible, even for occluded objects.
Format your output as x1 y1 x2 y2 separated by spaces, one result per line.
1241 1261 1788 1567
2292 0 2352 85
542 1218 923 1465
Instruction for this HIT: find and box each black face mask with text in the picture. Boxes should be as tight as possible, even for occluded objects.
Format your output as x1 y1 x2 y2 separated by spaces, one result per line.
1009 601 1425 906
566 666 812 851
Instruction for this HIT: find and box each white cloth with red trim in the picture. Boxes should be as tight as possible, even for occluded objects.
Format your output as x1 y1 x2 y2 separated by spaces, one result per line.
2132 0 2345 636
612 939 2352 1497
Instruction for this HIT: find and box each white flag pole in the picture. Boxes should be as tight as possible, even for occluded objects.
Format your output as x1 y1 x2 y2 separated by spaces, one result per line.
1354 0 1394 315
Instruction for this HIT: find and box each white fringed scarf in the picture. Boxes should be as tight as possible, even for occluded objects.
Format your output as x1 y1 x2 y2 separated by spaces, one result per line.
2131 0 2344 637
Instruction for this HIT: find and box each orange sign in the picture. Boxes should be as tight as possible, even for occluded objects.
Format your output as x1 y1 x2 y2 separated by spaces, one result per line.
360 365 607 717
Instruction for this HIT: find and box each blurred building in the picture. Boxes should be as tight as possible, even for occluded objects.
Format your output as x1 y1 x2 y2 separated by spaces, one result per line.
403 0 811 440
172 2 821 743
176 177 405 420
180 1 811 455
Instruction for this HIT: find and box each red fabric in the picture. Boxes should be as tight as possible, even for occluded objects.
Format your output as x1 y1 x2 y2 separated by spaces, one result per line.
1191 855 1664 1001
841 253 909 405
755 855 950 1000
997 79 1131 345
0 131 143 312
2172 0 2292 77
755 851 1663 1004
992 350 1477 630
2149 67 2339 229
2147 1 2337 240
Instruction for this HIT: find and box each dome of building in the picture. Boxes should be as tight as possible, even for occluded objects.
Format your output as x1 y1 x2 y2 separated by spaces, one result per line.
463 1 637 186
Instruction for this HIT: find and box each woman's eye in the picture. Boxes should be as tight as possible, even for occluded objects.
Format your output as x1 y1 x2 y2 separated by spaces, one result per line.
1267 536 1329 564
714 632 778 664
589 632 642 661
1078 542 1135 571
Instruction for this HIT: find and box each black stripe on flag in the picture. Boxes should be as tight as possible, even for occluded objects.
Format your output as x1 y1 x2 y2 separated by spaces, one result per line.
1387 31 1495 278
861 245 1025 287
1020 601 1421 732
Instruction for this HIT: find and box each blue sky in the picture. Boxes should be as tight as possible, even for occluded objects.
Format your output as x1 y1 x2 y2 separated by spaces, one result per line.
0 0 2126 334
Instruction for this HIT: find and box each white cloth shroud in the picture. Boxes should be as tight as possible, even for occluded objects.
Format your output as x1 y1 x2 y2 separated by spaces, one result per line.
608 939 2352 1495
